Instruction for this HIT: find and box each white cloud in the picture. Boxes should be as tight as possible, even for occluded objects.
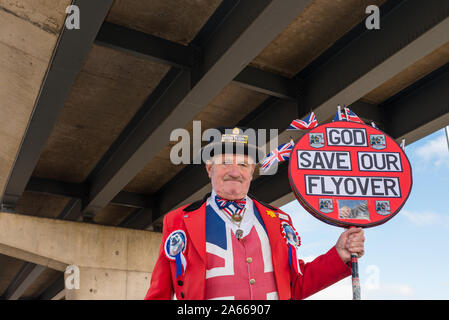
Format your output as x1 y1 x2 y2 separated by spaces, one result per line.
305 277 415 300
300 255 317 263
380 284 415 297
414 134 449 168
281 201 321 233
297 256 417 300
402 209 449 228
306 278 353 300
307 277 352 300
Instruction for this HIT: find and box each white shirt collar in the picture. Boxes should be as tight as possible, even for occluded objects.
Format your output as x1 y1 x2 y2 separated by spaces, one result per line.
208 189 255 236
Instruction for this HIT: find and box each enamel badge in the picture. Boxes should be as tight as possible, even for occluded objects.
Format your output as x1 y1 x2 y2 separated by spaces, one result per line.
319 198 333 213
279 219 301 275
164 230 187 278
370 134 386 150
266 210 276 218
280 221 301 248
309 133 325 148
375 200 391 216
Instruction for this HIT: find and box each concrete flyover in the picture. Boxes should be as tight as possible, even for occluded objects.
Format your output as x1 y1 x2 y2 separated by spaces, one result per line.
0 0 448 300
0 211 161 300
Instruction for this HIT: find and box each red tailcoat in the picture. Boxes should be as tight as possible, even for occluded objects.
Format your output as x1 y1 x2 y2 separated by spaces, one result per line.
145 196 351 300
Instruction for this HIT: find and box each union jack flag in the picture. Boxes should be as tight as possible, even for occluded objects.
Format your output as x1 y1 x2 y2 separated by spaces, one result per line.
214 196 246 218
287 112 318 130
205 210 278 299
261 140 294 172
332 105 347 122
344 107 364 124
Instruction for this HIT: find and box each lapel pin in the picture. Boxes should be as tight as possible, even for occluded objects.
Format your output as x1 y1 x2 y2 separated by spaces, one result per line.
266 210 276 218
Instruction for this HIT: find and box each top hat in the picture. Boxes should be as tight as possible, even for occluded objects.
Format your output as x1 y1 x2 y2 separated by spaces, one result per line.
199 127 265 164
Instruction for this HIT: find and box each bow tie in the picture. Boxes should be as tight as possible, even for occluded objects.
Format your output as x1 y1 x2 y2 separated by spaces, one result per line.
214 195 246 221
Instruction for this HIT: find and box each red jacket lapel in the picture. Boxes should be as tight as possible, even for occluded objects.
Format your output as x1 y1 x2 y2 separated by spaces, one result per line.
181 202 207 299
254 200 292 300
183 202 207 264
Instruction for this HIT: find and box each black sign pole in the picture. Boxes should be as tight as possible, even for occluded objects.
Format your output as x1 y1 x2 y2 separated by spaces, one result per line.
349 226 361 300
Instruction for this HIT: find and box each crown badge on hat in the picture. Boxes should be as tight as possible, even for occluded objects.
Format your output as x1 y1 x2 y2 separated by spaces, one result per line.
221 127 249 144
200 126 264 163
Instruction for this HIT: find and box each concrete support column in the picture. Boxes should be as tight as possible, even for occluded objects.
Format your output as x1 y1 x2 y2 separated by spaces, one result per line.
64 266 152 300
0 211 162 300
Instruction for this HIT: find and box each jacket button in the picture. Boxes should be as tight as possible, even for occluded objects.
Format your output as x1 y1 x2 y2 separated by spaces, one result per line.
246 257 253 263
178 280 183 286
249 279 255 285
180 292 185 298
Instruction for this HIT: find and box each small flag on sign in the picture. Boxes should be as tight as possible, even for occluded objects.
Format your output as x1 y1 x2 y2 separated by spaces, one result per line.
344 107 364 124
371 121 378 129
287 112 318 130
261 140 295 172
332 105 348 122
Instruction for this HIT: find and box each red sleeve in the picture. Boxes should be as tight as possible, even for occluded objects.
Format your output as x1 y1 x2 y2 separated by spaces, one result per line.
144 215 174 300
291 246 351 300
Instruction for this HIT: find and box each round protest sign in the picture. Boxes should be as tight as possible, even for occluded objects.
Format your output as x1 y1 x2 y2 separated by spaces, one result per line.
288 121 412 228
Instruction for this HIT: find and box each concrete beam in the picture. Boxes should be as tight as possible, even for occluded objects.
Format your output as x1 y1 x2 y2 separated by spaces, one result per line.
382 62 449 144
37 274 64 300
83 0 313 217
25 177 153 211
0 0 71 207
301 0 449 121
0 211 161 272
95 21 298 100
132 1 449 228
238 0 449 209
0 211 162 299
233 66 298 100
95 21 196 68
3 263 46 300
64 266 151 300
51 289 65 300
0 0 114 209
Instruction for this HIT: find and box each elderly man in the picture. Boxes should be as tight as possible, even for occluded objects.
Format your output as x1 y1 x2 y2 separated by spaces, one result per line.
145 127 365 300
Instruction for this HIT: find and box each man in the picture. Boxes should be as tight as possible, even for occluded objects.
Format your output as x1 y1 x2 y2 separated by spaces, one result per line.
145 127 365 300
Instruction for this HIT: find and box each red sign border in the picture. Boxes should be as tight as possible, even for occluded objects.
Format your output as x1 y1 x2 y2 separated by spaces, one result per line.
288 121 413 228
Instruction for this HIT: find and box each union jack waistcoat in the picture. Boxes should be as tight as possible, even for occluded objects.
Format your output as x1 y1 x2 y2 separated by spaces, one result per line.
205 203 278 299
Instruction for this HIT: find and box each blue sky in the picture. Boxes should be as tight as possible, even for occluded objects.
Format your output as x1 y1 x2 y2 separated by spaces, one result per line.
281 128 449 299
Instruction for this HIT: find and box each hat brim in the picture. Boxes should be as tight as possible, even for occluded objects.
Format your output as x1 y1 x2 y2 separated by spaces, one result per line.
197 142 265 164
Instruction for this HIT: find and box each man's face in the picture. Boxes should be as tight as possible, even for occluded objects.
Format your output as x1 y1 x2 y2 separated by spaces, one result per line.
206 153 256 200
